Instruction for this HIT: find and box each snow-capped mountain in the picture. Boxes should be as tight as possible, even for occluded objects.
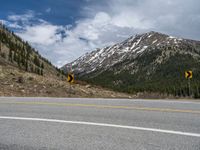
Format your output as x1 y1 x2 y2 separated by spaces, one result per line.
63 31 200 76
62 31 200 95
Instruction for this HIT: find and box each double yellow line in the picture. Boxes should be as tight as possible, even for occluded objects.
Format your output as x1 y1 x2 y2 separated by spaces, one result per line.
1 101 200 114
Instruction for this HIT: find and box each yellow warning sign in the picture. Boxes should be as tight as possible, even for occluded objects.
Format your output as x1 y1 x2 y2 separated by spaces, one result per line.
185 71 192 79
67 74 74 83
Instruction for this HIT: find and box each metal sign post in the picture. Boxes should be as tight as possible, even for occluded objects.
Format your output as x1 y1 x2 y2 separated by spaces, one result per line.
185 71 192 96
67 65 74 96
188 78 191 96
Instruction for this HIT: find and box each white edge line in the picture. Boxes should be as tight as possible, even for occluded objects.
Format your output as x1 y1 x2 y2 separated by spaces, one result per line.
0 116 200 138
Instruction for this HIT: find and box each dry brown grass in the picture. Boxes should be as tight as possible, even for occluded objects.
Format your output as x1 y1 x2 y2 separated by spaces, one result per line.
0 64 134 98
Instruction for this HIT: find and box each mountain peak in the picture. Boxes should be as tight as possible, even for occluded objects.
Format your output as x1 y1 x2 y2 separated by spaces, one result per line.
61 31 200 96
62 31 200 77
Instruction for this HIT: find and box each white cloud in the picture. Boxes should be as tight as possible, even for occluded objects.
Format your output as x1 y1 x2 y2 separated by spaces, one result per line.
17 23 63 45
4 0 200 67
7 11 140 67
8 11 34 22
0 19 22 29
111 12 153 29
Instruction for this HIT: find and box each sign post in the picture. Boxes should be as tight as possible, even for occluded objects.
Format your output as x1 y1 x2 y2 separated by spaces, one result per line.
67 73 74 83
185 71 192 96
67 65 74 96
67 64 74 84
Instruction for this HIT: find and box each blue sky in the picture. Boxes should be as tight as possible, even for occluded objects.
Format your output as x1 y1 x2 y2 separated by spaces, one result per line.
1 0 200 67
0 0 85 25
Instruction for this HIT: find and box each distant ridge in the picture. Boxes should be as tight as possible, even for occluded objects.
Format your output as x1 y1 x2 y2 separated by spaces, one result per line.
63 31 200 98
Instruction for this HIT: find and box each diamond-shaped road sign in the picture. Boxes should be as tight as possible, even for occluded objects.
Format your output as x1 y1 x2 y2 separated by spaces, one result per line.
67 74 74 83
185 71 192 79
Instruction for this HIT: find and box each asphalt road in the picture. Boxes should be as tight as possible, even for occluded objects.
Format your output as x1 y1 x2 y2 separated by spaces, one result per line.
0 97 200 150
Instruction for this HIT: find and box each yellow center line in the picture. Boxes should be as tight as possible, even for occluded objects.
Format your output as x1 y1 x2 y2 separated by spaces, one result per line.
1 101 200 114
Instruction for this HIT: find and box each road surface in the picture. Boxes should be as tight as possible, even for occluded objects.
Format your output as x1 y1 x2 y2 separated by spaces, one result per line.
0 97 200 150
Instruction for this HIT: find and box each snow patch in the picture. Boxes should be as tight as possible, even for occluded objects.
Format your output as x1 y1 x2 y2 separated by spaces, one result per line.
174 39 178 44
148 34 153 38
130 36 143 50
152 39 157 44
136 46 148 54
123 47 130 52
88 54 98 62
91 67 96 72
72 62 78 66
132 47 140 52
169 36 175 39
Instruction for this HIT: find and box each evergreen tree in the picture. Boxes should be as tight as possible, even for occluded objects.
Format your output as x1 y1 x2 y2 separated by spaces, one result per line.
8 49 13 62
25 61 28 71
41 62 44 69
17 54 21 67
14 51 17 62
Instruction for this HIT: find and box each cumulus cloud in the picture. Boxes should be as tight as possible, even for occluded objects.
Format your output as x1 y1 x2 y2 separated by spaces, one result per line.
17 23 63 45
8 12 34 22
7 10 36 26
5 11 139 67
3 0 200 67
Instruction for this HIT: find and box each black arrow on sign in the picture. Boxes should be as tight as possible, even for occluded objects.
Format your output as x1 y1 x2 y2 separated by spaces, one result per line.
187 71 191 78
68 74 73 83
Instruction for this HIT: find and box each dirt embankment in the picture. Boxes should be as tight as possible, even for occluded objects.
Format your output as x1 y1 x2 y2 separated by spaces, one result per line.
0 65 134 98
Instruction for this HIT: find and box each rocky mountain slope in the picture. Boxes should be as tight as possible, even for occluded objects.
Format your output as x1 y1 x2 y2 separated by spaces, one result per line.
63 31 200 98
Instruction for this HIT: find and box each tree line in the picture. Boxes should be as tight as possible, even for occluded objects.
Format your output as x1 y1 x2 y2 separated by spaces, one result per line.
0 22 44 75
